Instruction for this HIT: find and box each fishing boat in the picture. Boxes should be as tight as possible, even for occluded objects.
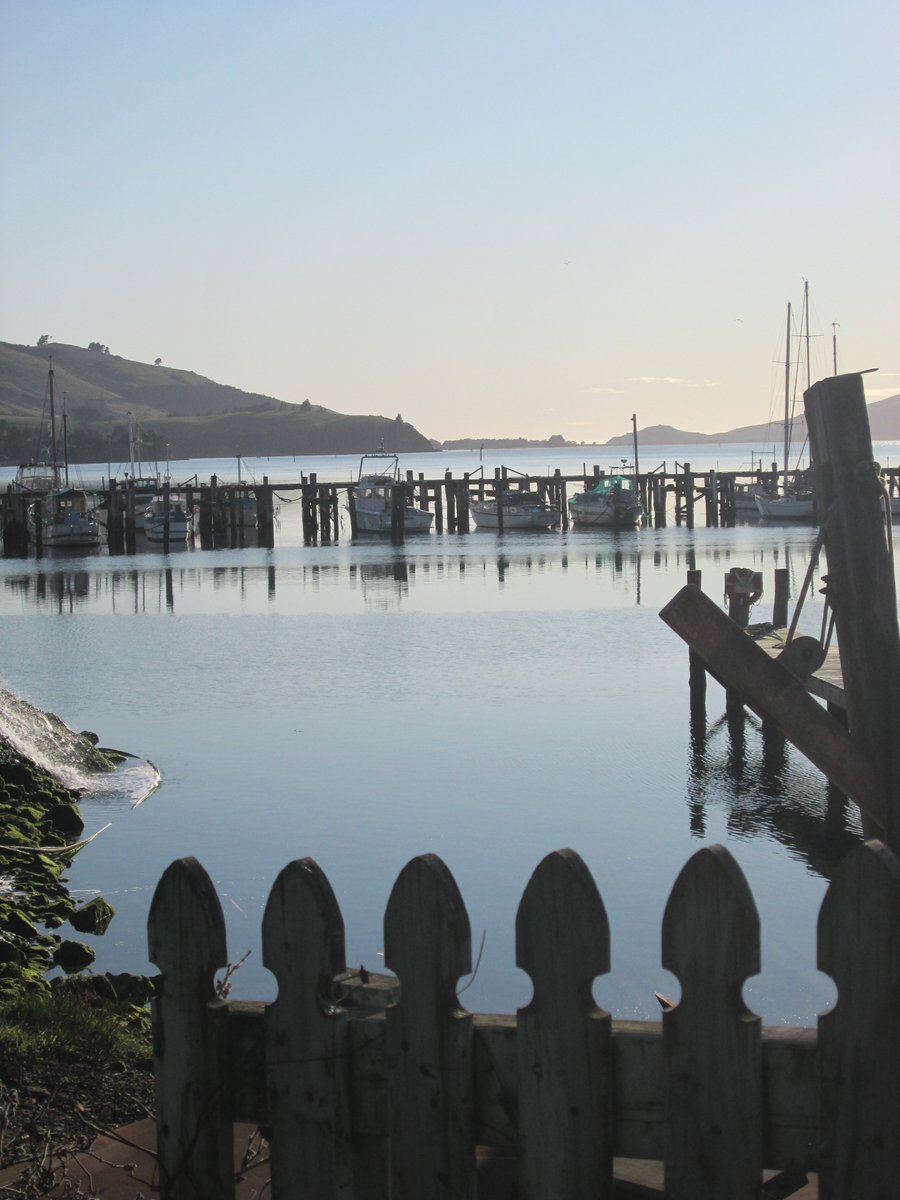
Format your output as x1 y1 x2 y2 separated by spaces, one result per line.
27 487 104 548
568 474 643 528
755 289 815 521
142 494 193 542
469 485 560 530
352 452 433 533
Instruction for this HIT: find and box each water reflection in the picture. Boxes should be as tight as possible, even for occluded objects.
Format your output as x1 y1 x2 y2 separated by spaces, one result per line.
686 708 862 879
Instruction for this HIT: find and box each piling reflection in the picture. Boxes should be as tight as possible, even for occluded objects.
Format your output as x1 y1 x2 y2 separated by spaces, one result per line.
686 709 862 879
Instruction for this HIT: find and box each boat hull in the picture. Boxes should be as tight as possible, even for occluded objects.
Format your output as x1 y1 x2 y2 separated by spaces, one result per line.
754 492 815 521
355 505 433 533
469 500 560 530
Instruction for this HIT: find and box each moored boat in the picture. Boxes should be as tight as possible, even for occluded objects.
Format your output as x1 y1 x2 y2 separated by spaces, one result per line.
351 452 433 534
469 486 560 530
142 495 193 542
568 475 643 528
27 487 105 548
755 288 816 522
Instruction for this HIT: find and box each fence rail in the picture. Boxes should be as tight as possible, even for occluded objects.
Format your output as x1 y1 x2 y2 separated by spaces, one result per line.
148 840 900 1199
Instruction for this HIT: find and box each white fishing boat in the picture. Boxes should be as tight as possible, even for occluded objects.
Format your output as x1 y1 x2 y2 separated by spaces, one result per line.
352 452 433 533
469 486 560 530
142 495 192 542
755 289 815 522
568 475 643 528
28 487 105 548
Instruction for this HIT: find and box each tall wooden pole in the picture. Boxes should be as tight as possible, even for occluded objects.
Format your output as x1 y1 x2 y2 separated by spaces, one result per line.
804 372 900 853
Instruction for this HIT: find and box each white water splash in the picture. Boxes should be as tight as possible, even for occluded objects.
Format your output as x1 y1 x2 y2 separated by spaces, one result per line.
0 687 159 804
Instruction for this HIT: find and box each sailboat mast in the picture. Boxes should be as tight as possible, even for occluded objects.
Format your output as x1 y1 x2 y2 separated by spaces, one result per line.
783 302 791 482
128 412 136 477
803 279 811 392
48 357 59 468
832 322 839 375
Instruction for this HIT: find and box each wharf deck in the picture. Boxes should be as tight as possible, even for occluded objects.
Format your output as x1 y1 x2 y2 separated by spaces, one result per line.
752 626 845 709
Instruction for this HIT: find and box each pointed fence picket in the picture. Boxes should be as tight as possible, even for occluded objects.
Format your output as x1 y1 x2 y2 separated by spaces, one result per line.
147 841 900 1200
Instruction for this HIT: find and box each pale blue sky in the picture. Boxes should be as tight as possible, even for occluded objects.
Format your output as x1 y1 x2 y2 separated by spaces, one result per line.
2 1 897 442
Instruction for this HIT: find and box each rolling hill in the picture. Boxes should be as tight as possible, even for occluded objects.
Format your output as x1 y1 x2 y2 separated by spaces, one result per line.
0 341 435 464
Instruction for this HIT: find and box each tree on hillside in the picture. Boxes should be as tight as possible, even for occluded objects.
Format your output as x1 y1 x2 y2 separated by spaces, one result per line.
154 358 162 366
300 399 311 411
37 334 51 346
88 342 110 354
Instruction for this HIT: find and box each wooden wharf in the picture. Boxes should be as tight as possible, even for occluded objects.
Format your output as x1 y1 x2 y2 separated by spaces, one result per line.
7 460 900 553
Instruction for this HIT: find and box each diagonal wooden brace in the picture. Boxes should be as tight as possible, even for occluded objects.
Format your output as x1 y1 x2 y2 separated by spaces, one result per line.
660 585 886 829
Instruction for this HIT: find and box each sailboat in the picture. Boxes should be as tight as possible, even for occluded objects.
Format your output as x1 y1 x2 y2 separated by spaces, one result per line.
755 289 815 521
20 360 104 548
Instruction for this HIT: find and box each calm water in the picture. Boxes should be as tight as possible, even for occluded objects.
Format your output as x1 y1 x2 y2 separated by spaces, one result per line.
2 444 890 1024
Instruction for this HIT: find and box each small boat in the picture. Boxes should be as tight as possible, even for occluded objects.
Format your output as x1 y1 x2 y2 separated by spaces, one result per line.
469 486 560 530
352 452 433 534
568 475 643 528
755 482 815 521
142 495 192 542
28 487 105 548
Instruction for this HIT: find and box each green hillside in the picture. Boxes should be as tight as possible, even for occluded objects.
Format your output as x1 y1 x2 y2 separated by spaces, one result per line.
0 341 435 463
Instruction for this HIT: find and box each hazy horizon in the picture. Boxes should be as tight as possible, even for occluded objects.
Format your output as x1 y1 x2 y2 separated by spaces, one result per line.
2 2 897 444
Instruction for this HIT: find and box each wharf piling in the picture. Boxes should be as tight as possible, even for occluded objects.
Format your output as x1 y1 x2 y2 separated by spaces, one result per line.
7 460 900 555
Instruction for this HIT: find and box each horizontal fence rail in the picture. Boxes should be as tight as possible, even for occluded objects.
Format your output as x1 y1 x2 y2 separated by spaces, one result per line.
147 841 900 1199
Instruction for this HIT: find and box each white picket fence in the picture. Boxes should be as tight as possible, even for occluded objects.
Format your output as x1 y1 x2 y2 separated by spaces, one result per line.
147 840 900 1199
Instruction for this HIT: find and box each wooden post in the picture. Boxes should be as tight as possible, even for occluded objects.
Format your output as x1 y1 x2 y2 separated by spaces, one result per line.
494 478 505 534
457 479 470 533
33 497 43 555
348 486 358 537
686 570 706 716
804 372 900 852
162 478 171 553
683 463 694 529
125 481 136 554
773 568 789 627
390 482 406 545
445 472 456 533
434 484 443 533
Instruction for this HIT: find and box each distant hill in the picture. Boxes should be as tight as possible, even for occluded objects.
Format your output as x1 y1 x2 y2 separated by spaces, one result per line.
604 395 900 447
0 341 435 464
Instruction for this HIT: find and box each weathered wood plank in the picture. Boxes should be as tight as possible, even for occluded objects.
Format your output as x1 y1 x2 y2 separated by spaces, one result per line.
384 854 475 1199
662 844 762 1199
262 857 353 1197
148 856 234 1200
818 840 900 1198
516 848 613 1198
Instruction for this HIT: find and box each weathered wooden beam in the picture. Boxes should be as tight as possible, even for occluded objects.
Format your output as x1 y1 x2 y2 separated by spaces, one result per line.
659 584 886 828
804 373 900 852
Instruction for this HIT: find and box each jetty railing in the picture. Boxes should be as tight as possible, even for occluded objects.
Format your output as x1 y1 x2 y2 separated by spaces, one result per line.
148 841 899 1198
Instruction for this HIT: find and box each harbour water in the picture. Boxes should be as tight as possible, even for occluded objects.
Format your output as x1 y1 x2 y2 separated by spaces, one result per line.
2 443 895 1024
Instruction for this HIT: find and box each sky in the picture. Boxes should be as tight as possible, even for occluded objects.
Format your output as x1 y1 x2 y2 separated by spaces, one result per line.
1 1 898 444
